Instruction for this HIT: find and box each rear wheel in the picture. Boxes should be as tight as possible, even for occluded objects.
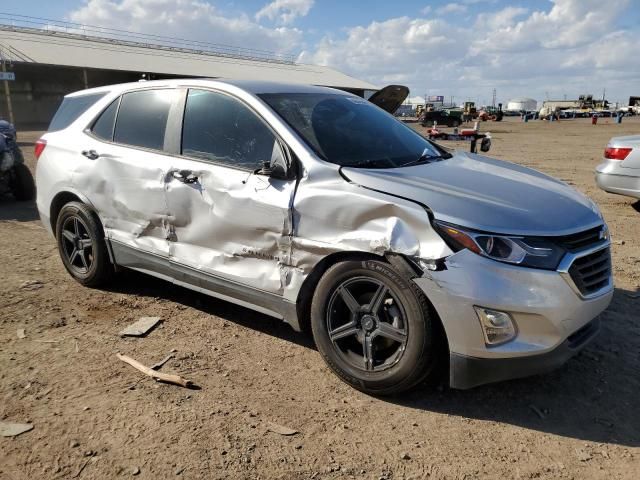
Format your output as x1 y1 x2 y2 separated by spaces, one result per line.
311 259 440 395
55 201 113 287
11 163 35 201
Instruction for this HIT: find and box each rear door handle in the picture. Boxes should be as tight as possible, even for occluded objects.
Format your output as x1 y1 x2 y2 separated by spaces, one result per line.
81 150 100 160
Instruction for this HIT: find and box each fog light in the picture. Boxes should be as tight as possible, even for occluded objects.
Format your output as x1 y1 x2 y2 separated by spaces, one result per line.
474 307 517 346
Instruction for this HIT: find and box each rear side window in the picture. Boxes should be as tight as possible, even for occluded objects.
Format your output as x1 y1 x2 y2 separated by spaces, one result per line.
114 89 176 150
91 98 120 141
49 93 106 132
182 89 276 169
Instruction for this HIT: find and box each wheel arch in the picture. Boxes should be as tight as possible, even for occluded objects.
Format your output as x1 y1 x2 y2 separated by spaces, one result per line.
49 189 95 236
295 250 447 349
295 250 382 334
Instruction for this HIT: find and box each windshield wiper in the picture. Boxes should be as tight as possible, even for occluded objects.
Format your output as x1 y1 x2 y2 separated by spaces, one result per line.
401 148 445 168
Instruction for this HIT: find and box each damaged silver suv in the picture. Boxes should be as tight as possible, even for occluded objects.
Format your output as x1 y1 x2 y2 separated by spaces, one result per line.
36 80 613 394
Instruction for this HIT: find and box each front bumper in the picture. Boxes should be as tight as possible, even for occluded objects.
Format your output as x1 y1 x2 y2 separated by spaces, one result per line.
450 317 600 389
595 160 640 199
412 249 613 389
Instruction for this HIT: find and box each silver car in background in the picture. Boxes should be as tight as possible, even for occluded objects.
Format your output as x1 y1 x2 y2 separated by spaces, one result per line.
596 135 640 199
35 79 613 394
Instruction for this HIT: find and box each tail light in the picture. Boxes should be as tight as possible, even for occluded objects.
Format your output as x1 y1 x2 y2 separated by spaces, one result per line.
34 139 47 160
604 147 632 160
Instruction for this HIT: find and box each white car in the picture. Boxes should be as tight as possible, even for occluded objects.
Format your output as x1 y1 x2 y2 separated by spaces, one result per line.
596 135 640 199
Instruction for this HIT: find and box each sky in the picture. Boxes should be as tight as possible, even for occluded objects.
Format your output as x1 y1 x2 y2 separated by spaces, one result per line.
3 0 639 105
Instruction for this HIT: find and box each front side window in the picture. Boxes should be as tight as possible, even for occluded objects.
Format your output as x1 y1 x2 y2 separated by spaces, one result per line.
49 93 106 132
182 89 276 170
114 89 177 150
260 93 446 169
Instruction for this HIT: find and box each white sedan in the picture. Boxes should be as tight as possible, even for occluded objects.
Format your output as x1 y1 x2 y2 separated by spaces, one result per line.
596 135 640 199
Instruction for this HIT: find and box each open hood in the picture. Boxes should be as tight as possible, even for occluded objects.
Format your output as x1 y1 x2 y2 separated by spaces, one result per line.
367 85 409 114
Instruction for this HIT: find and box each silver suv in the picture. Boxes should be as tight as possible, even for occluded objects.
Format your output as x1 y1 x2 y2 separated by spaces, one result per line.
36 79 613 394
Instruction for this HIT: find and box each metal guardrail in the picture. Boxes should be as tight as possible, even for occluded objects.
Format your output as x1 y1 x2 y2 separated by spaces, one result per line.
0 12 297 65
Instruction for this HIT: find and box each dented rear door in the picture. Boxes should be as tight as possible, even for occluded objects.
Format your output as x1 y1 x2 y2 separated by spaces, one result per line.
163 88 295 295
74 88 181 263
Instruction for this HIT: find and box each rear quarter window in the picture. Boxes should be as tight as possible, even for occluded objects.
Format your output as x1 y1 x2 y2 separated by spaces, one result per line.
91 98 120 141
48 93 106 132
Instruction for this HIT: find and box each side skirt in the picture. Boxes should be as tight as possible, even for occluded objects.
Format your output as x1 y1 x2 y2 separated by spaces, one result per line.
109 240 301 331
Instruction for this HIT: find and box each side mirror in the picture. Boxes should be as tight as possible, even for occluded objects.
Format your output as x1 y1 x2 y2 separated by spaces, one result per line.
259 140 291 180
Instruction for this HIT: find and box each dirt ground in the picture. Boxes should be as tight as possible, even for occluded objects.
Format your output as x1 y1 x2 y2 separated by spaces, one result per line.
1 116 639 480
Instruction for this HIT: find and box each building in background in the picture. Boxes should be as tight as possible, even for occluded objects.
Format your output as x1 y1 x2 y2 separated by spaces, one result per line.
0 15 377 128
506 97 537 112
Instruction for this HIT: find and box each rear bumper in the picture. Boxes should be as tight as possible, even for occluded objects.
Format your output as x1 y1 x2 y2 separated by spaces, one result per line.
449 317 600 389
595 161 640 199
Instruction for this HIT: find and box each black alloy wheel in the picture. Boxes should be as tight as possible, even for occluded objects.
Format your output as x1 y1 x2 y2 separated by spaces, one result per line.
60 215 94 275
326 276 408 372
311 259 441 395
55 201 113 287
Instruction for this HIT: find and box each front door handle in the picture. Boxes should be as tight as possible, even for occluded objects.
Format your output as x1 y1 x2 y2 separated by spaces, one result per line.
171 169 199 184
81 149 100 160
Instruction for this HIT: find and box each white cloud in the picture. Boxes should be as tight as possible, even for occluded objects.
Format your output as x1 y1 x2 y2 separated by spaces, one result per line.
437 3 468 15
298 16 469 85
471 0 629 53
299 0 638 103
68 0 303 55
255 0 314 25
420 5 432 16
474 6 528 31
64 0 639 104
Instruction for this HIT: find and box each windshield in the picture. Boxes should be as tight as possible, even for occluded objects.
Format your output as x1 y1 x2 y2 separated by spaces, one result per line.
259 93 446 168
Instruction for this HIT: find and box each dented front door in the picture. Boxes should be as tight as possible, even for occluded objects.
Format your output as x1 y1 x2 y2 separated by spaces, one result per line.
163 88 295 295
164 161 295 294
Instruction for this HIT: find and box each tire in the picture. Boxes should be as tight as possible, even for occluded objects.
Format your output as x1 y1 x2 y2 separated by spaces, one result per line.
55 201 113 287
311 259 440 395
11 163 35 201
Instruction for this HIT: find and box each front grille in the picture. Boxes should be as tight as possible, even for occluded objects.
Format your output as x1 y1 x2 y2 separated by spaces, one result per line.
557 226 604 252
568 247 611 296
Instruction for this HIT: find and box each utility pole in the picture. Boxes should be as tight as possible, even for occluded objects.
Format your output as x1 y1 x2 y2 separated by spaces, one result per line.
1 60 14 125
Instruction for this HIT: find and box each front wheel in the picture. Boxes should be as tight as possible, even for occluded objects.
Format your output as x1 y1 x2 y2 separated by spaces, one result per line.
311 259 440 395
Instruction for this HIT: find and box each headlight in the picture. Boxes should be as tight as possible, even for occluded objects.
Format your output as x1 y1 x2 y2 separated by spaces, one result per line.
434 220 565 270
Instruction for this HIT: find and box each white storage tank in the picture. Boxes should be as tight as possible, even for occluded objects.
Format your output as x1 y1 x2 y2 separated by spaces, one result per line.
507 97 537 112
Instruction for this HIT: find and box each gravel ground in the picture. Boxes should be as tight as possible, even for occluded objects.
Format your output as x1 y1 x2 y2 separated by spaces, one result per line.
1 116 639 479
